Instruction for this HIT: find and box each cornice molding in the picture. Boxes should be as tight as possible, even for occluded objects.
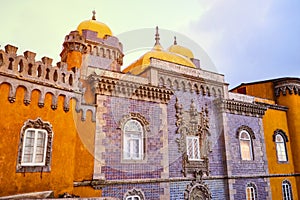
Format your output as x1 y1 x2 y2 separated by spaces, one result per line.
217 99 267 118
89 75 173 104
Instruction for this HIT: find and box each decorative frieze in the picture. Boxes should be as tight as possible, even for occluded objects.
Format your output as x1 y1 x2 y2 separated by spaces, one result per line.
274 78 300 97
89 75 173 104
217 99 267 118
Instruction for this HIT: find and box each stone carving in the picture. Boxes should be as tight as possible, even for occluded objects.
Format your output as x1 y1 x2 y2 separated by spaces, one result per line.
184 170 212 200
119 112 150 132
217 99 267 118
123 188 145 200
175 98 210 176
89 75 173 104
236 125 256 139
274 78 300 97
16 118 53 172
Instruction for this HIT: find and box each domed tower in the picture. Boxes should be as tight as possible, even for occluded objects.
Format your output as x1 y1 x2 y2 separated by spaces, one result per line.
61 11 124 78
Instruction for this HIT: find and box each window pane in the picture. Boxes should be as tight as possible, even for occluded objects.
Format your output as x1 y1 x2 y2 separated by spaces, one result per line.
193 138 200 159
23 130 35 163
132 139 140 159
186 136 200 160
282 182 293 200
240 140 251 160
187 138 193 159
276 139 287 162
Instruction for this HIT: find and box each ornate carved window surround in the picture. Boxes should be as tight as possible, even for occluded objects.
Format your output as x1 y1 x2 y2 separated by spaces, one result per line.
175 98 211 177
123 188 145 200
119 113 150 163
16 118 53 173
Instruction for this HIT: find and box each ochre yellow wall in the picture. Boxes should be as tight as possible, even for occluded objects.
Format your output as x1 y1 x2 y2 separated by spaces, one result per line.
0 83 99 197
262 108 294 174
270 177 298 200
232 82 274 100
276 93 300 194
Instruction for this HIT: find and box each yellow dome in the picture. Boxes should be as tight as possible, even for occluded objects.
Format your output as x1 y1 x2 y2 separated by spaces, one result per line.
123 27 196 75
167 37 194 59
77 12 112 39
123 45 196 75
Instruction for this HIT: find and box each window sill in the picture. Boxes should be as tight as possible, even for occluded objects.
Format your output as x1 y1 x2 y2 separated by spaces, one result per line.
16 164 51 173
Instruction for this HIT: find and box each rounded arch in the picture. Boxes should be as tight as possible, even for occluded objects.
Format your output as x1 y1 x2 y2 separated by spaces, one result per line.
273 129 288 142
236 125 255 139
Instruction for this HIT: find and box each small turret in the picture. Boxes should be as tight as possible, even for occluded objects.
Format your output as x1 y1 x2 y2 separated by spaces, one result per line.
60 30 87 71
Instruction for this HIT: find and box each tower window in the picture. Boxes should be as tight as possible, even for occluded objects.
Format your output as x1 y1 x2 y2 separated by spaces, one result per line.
123 119 144 160
246 183 257 200
273 130 289 163
282 180 293 200
239 130 253 160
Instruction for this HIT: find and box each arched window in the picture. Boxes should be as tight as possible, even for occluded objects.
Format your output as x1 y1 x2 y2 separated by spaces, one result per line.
282 180 293 200
123 119 144 160
246 183 257 200
273 130 289 162
239 130 253 160
275 134 287 162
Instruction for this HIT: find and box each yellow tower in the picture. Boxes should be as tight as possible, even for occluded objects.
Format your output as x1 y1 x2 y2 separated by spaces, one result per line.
274 78 300 193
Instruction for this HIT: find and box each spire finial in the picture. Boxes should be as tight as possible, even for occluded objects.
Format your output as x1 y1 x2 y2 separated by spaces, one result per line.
92 10 96 20
174 36 177 45
155 26 160 45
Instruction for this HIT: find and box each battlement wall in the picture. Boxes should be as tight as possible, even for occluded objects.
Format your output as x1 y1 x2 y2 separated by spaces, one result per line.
0 44 96 121
0 44 79 91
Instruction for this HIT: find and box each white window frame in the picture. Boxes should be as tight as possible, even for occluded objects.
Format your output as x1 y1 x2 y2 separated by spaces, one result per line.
239 130 253 160
126 195 141 200
186 136 201 161
275 134 288 162
246 185 257 200
123 120 144 160
282 180 293 200
21 128 48 166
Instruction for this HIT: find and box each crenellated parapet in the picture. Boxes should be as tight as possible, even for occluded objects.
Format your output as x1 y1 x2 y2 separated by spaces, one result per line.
274 78 300 97
0 44 96 121
81 29 124 67
0 44 80 91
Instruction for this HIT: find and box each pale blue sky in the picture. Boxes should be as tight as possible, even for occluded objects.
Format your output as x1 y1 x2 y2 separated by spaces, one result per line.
1 0 299 88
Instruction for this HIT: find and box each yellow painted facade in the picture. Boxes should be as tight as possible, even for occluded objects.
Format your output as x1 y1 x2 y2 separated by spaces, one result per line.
0 84 99 197
277 92 300 194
